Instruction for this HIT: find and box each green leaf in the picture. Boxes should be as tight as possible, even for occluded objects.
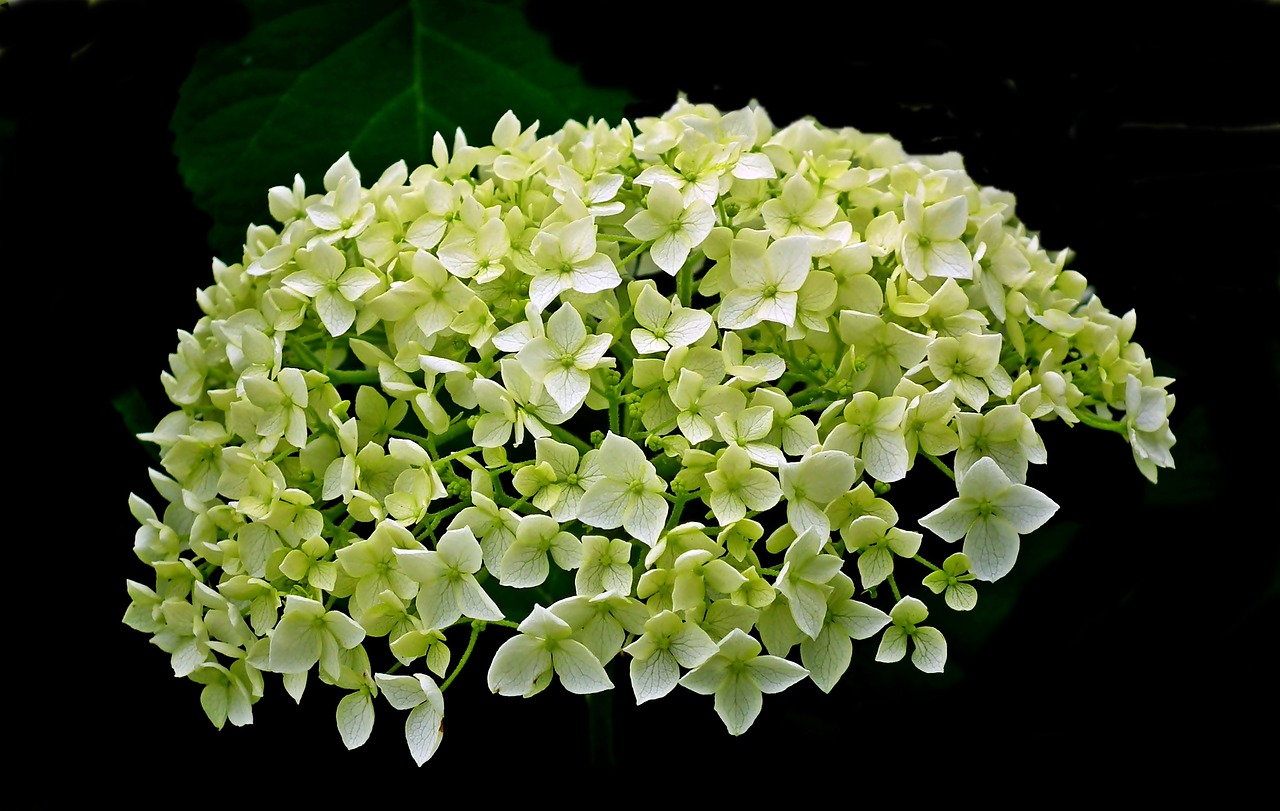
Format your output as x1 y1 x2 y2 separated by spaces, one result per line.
173 0 633 258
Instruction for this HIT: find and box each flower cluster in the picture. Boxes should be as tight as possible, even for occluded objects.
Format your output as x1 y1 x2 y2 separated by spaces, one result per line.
124 98 1176 762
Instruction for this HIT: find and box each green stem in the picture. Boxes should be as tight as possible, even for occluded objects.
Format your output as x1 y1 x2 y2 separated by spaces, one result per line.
887 573 902 602
612 337 637 366
912 554 942 573
794 398 839 414
663 495 689 533
439 621 484 692
1073 406 1128 434
619 242 650 266
922 453 956 481
678 261 694 308
433 446 482 469
493 489 537 515
596 232 644 243
789 386 832 407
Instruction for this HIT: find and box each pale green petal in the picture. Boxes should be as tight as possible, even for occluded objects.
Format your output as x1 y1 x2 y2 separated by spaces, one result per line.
652 232 692 275
786 499 830 540
945 582 978 611
755 291 798 326
958 455 1013 499
633 285 673 330
548 532 583 571
992 484 1059 533
630 649 679 704
718 290 764 330
857 546 894 588
632 329 670 356
416 583 459 631
714 675 763 736
831 600 891 640
542 366 589 413
405 700 444 765
545 302 587 352
596 432 647 481
875 626 908 663
517 338 561 380
552 640 613 694
890 595 930 625
323 610 367 651
625 491 667 546
861 431 908 483
315 291 357 336
487 635 551 697
779 578 828 640
375 673 430 711
663 308 712 347
535 437 579 478
569 253 622 294
269 620 322 674
911 626 947 673
793 450 859 504
801 627 851 694
709 487 747 527
625 208 668 242
924 196 968 240
472 413 512 448
499 542 551 588
336 690 374 750
918 498 974 542
679 657 728 695
964 514 1021 582
437 528 483 573
577 479 631 530
455 576 505 621
768 236 812 291
739 468 782 512
669 624 719 669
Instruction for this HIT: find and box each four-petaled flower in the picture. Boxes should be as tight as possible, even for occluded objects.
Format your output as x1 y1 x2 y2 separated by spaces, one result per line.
918 456 1059 581
678 627 809 735
576 432 669 545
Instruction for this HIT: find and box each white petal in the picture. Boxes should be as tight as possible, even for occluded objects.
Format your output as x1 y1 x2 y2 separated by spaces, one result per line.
917 498 974 542
625 492 667 546
552 640 613 694
576 480 631 530
910 626 948 673
335 691 374 750
992 484 1059 533
545 302 587 351
630 650 679 705
713 675 763 736
924 196 969 240
964 515 1021 582
875 626 908 663
487 635 551 696
405 700 444 765
800 628 852 694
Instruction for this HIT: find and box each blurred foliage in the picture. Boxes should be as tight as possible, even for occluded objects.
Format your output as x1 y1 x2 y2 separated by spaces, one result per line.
172 0 633 258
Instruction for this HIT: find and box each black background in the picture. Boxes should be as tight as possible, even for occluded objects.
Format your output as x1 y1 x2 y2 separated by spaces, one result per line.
4 0 1277 789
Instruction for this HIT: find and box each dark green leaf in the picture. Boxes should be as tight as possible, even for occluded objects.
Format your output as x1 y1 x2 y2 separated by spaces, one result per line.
172 0 633 258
